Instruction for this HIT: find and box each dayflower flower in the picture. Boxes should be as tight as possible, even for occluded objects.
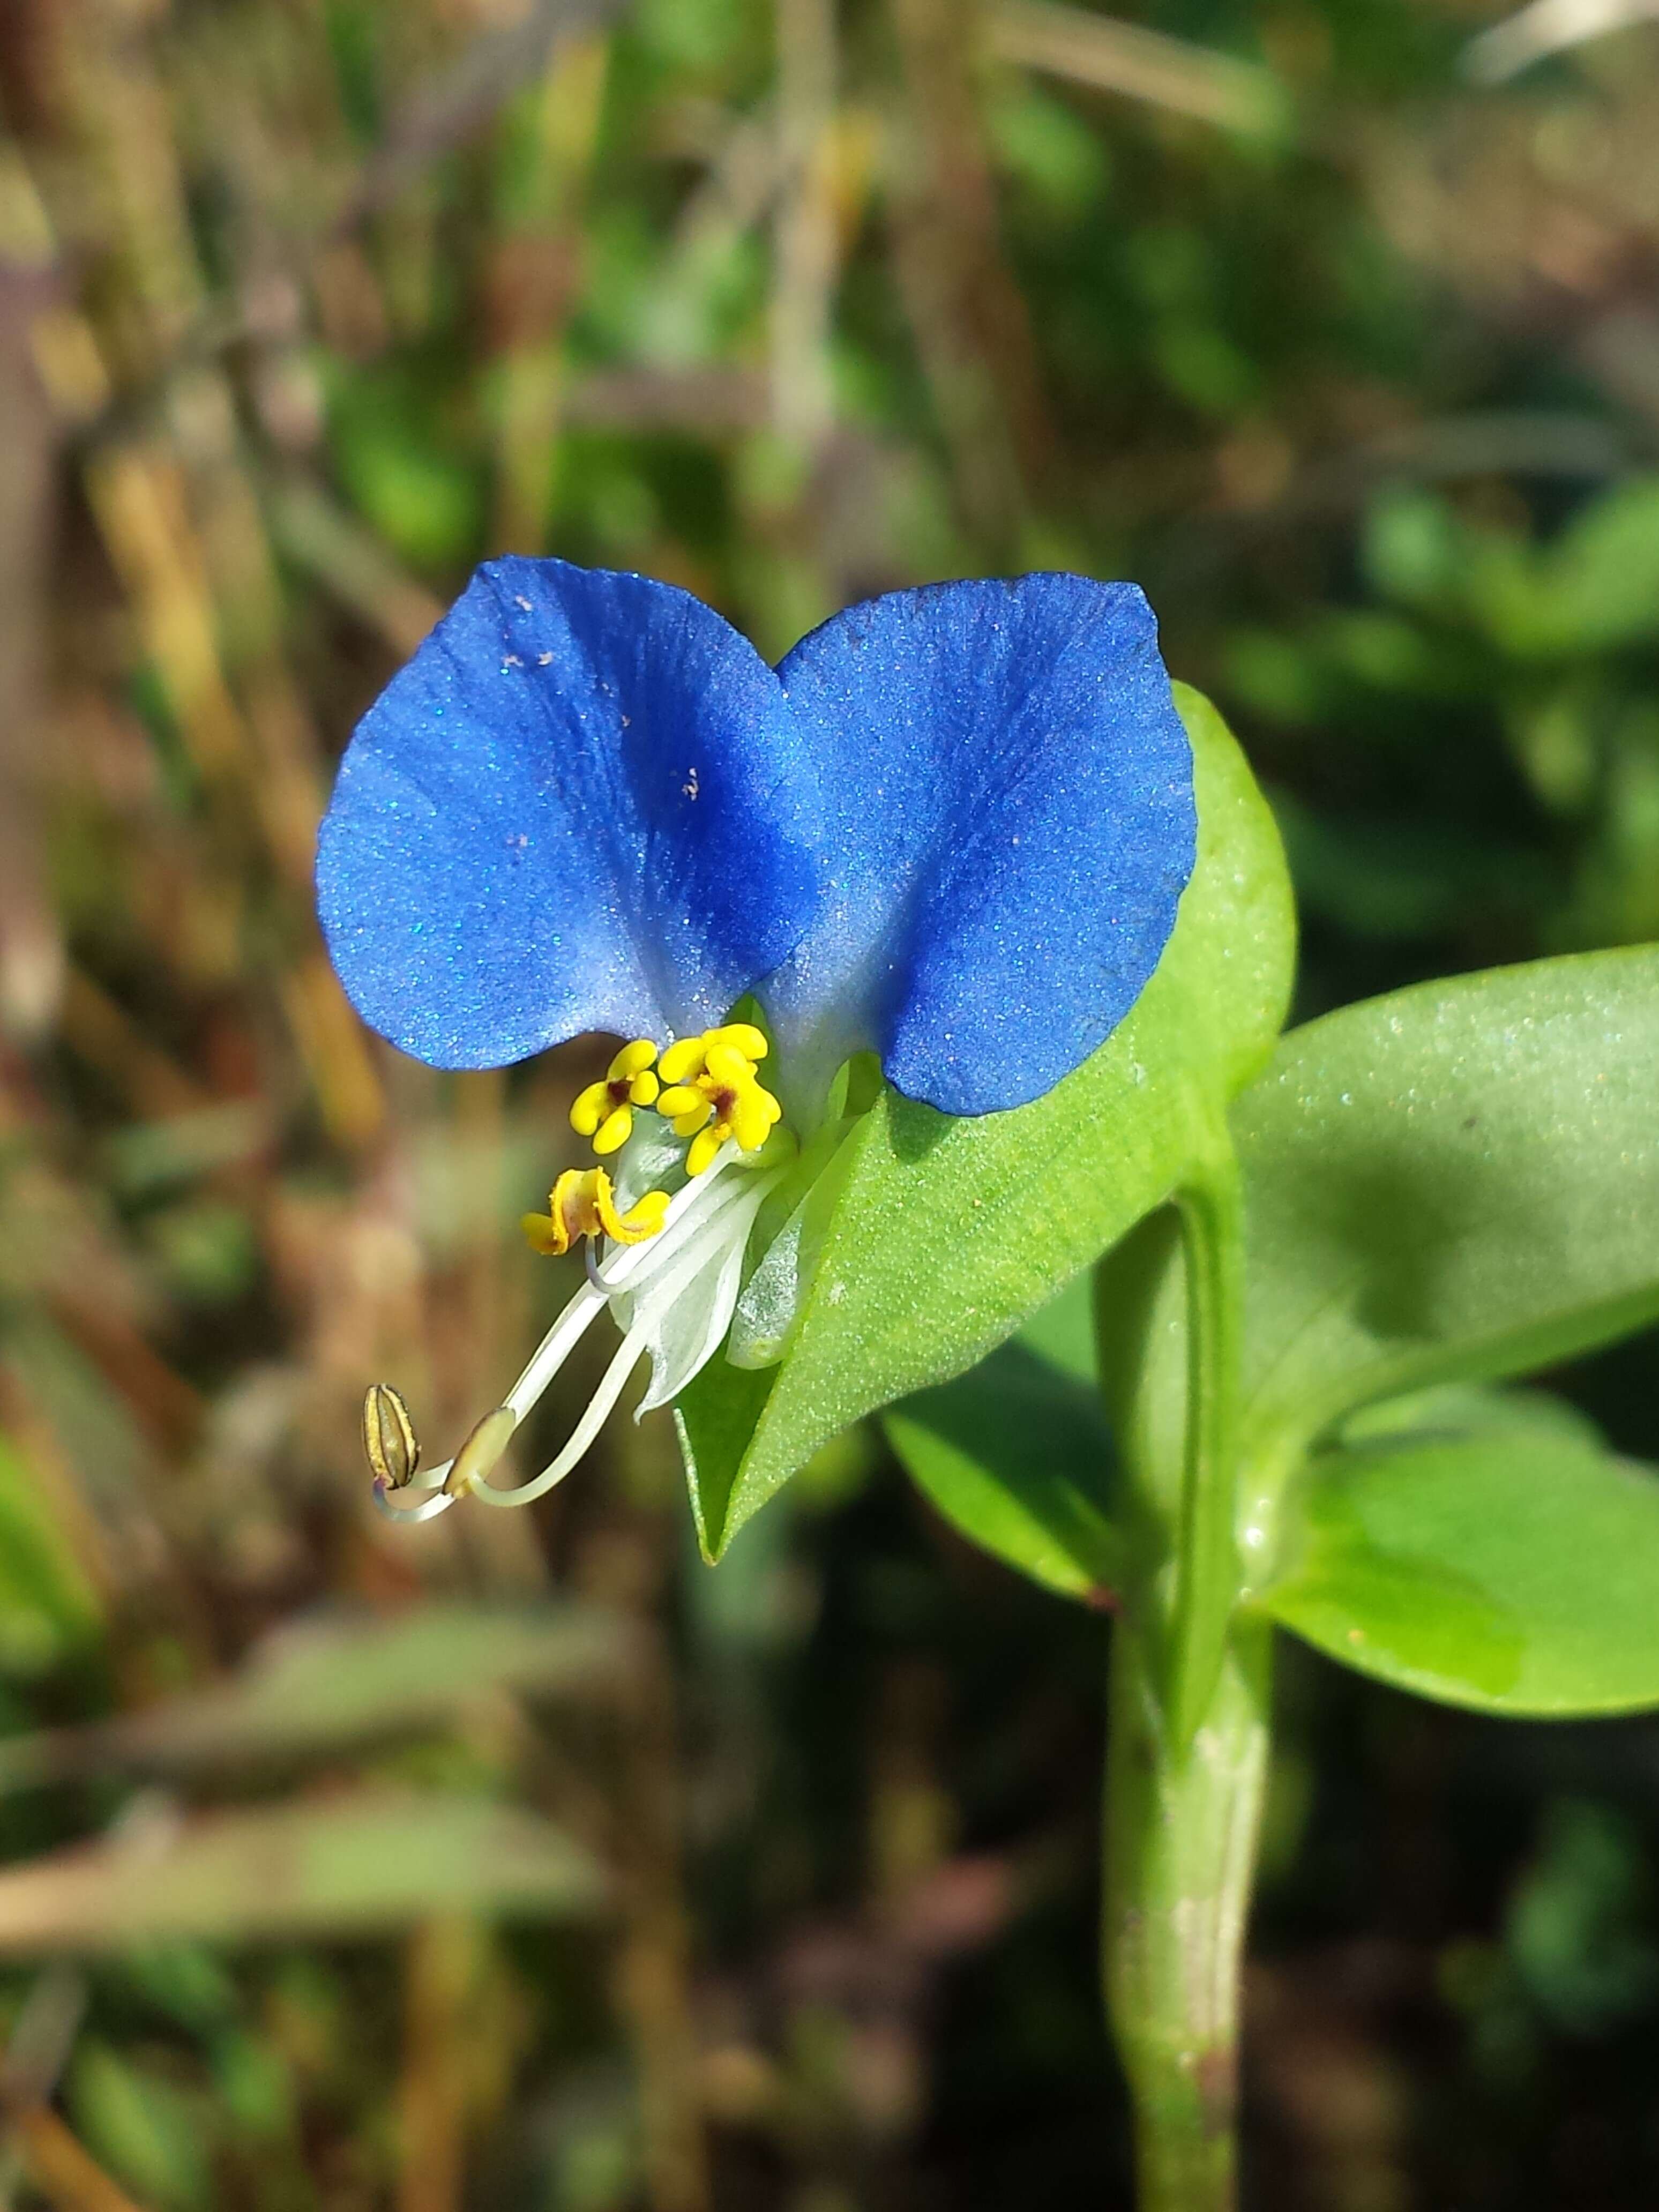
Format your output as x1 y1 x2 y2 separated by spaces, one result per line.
316 559 1196 1520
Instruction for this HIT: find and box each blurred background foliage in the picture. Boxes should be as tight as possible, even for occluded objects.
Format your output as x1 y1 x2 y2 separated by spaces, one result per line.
2 0 1659 2204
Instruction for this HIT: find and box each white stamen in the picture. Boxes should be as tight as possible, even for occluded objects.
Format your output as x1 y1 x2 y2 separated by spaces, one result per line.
472 1171 779 1506
470 1331 646 1508
504 1281 607 1421
372 1141 781 1524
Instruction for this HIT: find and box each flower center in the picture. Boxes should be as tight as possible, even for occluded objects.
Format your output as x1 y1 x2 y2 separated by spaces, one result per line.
368 1020 793 1524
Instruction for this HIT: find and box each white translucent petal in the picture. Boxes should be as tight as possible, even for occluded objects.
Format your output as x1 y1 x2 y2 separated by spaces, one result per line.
726 1141 846 1369
726 1200 806 1369
630 1183 770 1414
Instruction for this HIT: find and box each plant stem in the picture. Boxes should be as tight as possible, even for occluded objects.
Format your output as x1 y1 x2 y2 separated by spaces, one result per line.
1096 1130 1259 2206
1103 1619 1271 2212
1168 1142 1245 1750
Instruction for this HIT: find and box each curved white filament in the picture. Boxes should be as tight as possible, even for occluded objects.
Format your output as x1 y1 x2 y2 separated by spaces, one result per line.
469 1330 648 1509
375 1142 776 1521
472 1171 779 1507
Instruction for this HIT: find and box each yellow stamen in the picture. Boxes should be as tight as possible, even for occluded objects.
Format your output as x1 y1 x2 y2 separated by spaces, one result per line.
570 1081 610 1138
593 1105 633 1155
609 1039 660 1083
670 1101 713 1139
653 1025 782 1173
711 1021 768 1061
686 1125 725 1177
521 1167 670 1256
569 1039 662 1155
658 1036 707 1086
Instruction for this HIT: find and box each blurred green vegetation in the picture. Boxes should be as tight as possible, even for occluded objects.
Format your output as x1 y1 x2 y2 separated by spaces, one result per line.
3 0 1659 2203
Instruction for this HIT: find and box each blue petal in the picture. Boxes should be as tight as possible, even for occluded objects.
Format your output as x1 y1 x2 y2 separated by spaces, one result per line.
763 575 1195 1116
317 558 821 1068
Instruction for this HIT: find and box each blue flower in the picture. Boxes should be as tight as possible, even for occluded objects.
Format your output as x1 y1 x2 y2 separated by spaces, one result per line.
318 558 1195 1520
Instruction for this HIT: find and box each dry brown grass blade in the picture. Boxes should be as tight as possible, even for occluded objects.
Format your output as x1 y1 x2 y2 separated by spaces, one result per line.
886 0 1053 549
264 477 444 658
9 2109 149 2212
491 33 612 554
398 1917 480 2212
771 0 839 454
0 248 64 1043
57 969 208 1123
990 0 1288 135
0 1792 607 1955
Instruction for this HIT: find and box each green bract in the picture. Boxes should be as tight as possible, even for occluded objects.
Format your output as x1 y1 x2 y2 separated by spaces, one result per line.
679 686 1297 1555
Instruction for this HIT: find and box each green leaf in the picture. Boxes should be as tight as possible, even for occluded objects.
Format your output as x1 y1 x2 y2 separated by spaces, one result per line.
0 1433 101 1676
686 685 1295 1554
1259 1431 1659 1717
1017 1270 1098 1386
1537 478 1659 655
1238 948 1659 1464
1336 1380 1605 1453
71 2044 215 2212
1119 947 1659 1489
0 1792 604 1955
884 1344 1123 1603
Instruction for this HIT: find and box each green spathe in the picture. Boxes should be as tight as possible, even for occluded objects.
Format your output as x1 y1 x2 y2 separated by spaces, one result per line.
679 686 1297 1554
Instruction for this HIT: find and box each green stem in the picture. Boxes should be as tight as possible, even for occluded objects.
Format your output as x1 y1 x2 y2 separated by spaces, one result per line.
1103 1619 1271 2212
1168 1141 1245 1750
1095 1127 1259 2208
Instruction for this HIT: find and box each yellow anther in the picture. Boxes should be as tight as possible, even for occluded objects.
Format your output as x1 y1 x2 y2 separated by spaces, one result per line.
610 1038 660 1082
686 1125 724 1177
570 1039 662 1156
652 1025 782 1174
657 1083 709 1127
711 1021 768 1061
658 1036 707 1086
522 1167 670 1257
